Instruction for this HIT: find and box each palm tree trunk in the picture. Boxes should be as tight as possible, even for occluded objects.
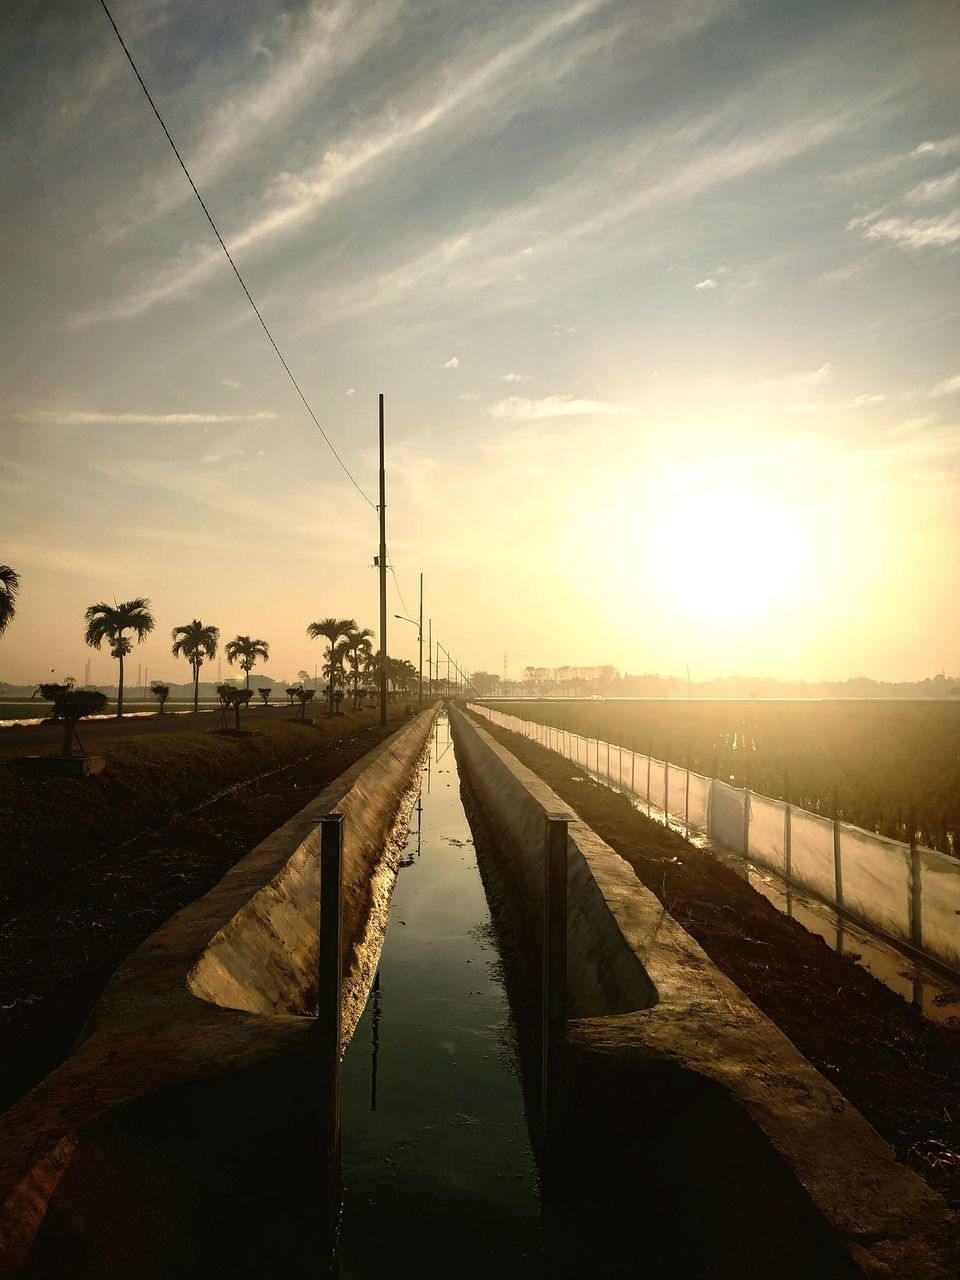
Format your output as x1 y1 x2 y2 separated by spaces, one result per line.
62 719 73 758
328 647 335 717
193 662 200 714
117 651 124 718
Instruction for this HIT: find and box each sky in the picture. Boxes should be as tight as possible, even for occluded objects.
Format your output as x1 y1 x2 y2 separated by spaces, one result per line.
1 0 959 688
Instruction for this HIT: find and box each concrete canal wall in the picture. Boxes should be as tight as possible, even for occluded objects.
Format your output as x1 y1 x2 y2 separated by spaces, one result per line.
450 705 960 1279
0 707 436 1277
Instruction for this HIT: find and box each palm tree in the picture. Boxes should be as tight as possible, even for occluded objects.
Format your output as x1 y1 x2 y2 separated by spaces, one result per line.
84 598 155 717
171 619 220 714
344 627 375 709
324 639 352 713
0 566 20 635
307 617 357 716
224 635 269 691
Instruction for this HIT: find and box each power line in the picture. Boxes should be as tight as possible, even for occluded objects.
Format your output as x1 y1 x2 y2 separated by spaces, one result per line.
97 0 376 511
387 558 411 620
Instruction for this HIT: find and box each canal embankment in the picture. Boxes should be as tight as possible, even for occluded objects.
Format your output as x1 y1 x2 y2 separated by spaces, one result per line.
0 706 436 1277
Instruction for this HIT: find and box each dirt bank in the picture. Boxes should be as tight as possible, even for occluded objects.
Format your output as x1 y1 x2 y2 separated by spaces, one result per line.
468 708 960 1215
0 707 414 1112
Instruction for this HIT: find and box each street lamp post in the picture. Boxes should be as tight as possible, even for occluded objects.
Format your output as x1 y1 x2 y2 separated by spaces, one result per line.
393 612 422 709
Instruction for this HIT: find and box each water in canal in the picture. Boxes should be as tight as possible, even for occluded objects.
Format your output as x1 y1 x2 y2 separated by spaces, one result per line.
338 713 540 1278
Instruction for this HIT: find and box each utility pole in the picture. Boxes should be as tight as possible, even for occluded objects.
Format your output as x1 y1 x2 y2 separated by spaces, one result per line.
418 573 423 709
378 393 388 727
428 618 432 700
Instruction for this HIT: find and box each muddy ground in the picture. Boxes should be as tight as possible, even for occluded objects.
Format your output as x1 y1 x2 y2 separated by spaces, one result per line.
0 708 412 1112
469 710 960 1215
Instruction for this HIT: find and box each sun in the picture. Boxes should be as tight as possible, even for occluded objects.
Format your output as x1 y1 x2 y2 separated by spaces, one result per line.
645 471 821 629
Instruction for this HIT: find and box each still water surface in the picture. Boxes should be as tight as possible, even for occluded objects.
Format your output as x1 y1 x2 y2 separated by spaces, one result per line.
338 713 540 1278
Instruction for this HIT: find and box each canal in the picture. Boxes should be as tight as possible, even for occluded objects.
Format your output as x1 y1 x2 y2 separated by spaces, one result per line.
338 712 540 1277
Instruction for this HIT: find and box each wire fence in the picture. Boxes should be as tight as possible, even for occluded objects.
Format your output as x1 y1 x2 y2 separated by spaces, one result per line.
468 702 960 978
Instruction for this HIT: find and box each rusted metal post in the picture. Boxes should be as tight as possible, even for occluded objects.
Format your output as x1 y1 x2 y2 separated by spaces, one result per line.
318 814 344 1175
542 813 569 1127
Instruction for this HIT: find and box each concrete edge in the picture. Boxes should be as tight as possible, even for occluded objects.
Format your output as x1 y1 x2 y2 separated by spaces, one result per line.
450 703 960 1279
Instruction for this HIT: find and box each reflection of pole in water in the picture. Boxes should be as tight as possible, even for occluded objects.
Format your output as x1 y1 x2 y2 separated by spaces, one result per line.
416 792 423 859
370 972 382 1112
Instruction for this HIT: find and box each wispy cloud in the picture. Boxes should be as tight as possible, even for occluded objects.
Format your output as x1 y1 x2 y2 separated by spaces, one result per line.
490 395 634 421
752 363 833 393
905 167 960 205
694 277 717 290
931 374 960 397
115 0 400 233
442 356 460 369
912 136 960 159
503 372 531 382
79 0 622 325
850 208 960 250
19 409 278 426
299 63 889 334
786 391 886 414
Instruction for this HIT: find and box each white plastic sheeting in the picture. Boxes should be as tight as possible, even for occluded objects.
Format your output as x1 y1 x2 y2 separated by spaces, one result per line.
919 850 960 972
468 704 960 977
748 794 788 877
789 810 837 903
710 781 745 852
839 826 911 943
687 772 712 831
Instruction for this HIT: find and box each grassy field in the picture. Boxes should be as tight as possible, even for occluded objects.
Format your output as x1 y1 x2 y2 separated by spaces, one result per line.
488 699 960 852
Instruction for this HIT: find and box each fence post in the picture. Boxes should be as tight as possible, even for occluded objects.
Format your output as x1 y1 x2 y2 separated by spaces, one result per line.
318 814 344 1181
684 756 690 838
705 776 714 841
619 739 623 791
832 791 844 910
646 747 652 817
663 744 670 827
742 776 751 858
631 736 636 796
784 803 792 884
909 807 923 950
542 813 569 1129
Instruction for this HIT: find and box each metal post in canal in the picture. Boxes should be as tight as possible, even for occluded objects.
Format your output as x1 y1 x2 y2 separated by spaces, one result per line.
542 812 569 1130
318 814 344 1183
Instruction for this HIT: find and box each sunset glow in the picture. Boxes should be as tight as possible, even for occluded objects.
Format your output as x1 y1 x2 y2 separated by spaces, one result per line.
2 1 959 686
